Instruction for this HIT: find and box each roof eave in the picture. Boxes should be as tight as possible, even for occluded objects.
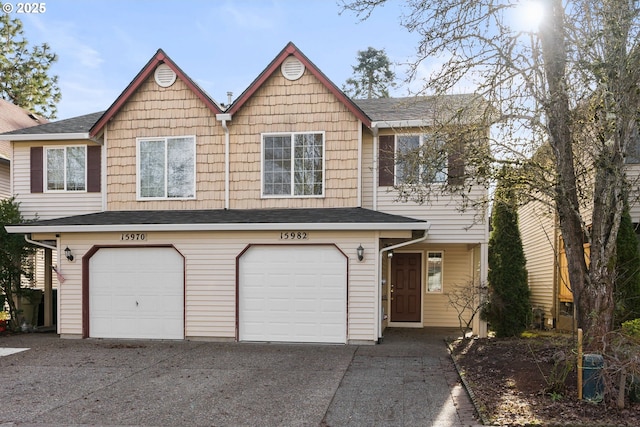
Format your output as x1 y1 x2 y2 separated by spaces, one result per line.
6 222 430 234
227 42 372 128
0 132 91 141
89 49 222 138
372 120 433 129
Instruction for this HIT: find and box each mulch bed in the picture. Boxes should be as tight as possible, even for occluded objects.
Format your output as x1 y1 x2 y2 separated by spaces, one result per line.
450 333 640 426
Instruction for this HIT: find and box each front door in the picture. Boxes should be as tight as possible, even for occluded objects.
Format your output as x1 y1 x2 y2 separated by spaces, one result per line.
391 253 422 322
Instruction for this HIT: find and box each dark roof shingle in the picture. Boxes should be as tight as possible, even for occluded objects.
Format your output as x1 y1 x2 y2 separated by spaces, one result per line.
0 111 104 136
354 94 488 123
18 207 425 227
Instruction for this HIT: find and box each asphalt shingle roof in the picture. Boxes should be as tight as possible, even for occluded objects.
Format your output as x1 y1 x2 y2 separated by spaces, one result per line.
0 99 48 134
0 111 104 136
18 207 425 227
354 94 487 123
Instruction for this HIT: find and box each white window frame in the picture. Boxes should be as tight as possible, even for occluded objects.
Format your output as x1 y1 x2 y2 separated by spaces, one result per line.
136 135 196 200
44 145 87 193
426 251 444 293
261 131 325 198
394 134 447 185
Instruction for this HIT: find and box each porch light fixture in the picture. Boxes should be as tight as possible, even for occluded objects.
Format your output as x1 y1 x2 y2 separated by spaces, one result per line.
357 244 364 262
387 250 394 259
64 247 74 262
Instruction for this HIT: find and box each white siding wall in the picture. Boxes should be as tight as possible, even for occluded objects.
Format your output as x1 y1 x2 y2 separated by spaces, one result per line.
519 200 557 319
0 162 10 199
377 187 488 243
627 164 640 223
50 231 379 342
12 144 102 220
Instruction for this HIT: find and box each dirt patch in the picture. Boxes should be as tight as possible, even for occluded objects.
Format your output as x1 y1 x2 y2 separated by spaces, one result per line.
450 334 640 426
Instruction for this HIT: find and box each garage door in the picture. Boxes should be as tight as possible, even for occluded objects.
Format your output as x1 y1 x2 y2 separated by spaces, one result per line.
239 245 347 343
89 247 184 339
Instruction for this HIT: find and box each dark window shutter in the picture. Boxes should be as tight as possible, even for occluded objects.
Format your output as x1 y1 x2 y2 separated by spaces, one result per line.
448 143 465 186
87 145 101 192
30 147 43 193
379 135 395 186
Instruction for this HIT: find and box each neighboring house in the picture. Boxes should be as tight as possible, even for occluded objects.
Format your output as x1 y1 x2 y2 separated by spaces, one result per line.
0 99 49 324
1 42 490 343
0 99 46 198
519 157 640 332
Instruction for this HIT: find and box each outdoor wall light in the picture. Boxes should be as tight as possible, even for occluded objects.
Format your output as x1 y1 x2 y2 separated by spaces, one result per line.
387 250 394 259
357 244 364 262
64 247 74 262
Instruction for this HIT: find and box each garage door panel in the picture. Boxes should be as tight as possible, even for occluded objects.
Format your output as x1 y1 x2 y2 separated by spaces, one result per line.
89 247 184 340
239 245 347 344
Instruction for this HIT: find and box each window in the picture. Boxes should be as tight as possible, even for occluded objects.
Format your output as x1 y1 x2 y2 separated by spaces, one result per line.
262 132 324 197
137 136 195 199
45 146 86 191
427 251 443 293
395 134 447 185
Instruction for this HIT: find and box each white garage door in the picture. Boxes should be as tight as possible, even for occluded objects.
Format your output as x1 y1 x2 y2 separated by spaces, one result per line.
239 245 347 344
89 247 184 339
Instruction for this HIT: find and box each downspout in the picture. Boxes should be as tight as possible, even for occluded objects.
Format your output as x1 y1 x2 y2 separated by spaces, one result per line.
357 122 362 207
216 113 232 210
24 234 57 251
371 123 379 211
376 228 430 340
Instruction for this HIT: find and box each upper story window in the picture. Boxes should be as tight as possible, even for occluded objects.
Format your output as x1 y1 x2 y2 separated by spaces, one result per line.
262 132 324 197
137 136 195 200
45 146 86 192
378 134 464 187
395 134 447 185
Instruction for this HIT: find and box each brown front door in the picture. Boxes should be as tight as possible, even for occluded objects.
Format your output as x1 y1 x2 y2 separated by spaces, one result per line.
390 253 422 322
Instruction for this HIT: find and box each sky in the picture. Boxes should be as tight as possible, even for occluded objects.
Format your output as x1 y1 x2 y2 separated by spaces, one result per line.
7 0 430 120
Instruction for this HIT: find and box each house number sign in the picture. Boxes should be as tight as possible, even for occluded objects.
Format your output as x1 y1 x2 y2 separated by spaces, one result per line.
279 231 308 240
120 233 146 241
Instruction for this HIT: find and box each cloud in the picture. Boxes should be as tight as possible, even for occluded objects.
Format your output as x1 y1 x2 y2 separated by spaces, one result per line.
217 1 282 31
25 15 104 69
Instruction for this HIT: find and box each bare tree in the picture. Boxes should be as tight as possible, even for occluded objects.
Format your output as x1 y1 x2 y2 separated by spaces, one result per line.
340 0 640 350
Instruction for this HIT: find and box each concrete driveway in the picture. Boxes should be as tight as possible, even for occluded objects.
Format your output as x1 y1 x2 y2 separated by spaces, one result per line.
0 328 479 427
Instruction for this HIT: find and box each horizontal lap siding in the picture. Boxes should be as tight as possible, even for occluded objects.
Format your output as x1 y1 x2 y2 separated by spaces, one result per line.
519 200 557 319
627 165 640 222
0 162 9 199
54 231 378 342
228 72 360 209
12 143 102 220
106 76 224 211
422 244 474 327
377 187 488 243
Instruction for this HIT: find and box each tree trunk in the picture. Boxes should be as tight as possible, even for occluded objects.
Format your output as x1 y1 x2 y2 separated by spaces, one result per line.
539 0 591 337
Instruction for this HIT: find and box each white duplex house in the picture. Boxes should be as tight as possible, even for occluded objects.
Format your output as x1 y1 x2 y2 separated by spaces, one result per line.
2 43 489 343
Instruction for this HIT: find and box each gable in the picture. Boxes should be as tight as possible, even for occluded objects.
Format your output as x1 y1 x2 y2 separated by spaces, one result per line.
227 42 370 127
90 49 222 138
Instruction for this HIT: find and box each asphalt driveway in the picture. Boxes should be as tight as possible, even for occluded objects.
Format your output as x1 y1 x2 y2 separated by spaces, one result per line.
0 328 479 426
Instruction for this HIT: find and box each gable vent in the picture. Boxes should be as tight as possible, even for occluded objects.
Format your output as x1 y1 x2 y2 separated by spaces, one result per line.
281 56 305 81
154 63 177 88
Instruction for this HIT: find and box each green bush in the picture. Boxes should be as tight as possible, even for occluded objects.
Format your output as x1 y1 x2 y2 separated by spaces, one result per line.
486 168 531 337
621 318 640 339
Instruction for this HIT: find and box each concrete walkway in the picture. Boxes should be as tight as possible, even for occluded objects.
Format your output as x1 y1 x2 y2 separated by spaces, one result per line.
0 328 480 426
